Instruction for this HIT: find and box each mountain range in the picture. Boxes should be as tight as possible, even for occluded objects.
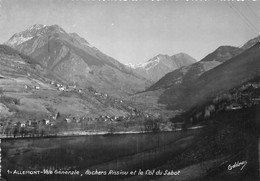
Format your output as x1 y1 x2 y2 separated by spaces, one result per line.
142 36 260 111
2 24 260 118
147 46 243 91
126 53 196 82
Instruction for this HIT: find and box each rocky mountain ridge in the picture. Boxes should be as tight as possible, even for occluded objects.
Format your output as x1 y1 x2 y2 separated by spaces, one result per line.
5 24 150 97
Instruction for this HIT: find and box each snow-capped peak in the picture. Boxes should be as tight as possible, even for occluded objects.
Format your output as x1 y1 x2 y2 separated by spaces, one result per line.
5 24 48 46
153 56 160 63
126 55 164 70
5 24 68 47
125 60 159 70
125 63 138 69
28 24 46 30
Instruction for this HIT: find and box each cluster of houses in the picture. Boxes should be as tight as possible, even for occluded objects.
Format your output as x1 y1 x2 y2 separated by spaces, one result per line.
13 119 52 128
24 85 40 90
88 86 109 99
0 112 61 135
50 81 82 93
49 82 131 114
0 79 160 137
23 80 83 92
0 108 154 137
2 113 59 129
87 86 135 111
65 111 152 124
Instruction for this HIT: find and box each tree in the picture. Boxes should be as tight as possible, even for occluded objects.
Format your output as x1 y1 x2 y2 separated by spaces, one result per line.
152 120 160 132
20 127 26 137
13 126 19 138
4 125 11 137
144 118 161 132
40 128 45 137
108 125 116 134
31 127 38 137
56 112 60 119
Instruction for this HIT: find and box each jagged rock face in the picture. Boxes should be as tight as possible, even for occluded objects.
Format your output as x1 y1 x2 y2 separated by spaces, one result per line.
127 53 196 82
5 24 150 96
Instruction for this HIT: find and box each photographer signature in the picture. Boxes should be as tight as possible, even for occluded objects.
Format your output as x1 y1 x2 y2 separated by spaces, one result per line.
228 160 247 171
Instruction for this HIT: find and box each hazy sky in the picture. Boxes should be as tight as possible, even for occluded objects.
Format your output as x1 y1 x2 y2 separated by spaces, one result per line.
0 0 259 64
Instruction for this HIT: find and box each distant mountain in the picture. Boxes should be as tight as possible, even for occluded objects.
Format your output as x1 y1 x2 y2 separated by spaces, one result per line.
241 35 260 50
148 46 243 91
159 42 260 110
126 53 196 82
5 24 150 97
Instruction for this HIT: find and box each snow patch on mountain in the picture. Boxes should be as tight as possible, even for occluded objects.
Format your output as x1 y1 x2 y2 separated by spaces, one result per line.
6 24 70 47
126 56 161 70
126 53 196 82
28 24 46 30
7 35 33 46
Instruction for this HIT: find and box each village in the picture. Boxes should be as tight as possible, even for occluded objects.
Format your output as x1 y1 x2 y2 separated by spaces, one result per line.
0 80 163 138
0 110 163 138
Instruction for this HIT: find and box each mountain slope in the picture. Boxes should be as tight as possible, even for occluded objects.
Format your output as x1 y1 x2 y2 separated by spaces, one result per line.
148 46 243 91
127 53 196 82
0 45 141 121
159 42 260 110
5 24 149 97
241 35 260 50
0 44 46 84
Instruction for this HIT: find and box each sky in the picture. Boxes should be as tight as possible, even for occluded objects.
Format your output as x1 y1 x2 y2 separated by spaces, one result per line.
0 0 259 64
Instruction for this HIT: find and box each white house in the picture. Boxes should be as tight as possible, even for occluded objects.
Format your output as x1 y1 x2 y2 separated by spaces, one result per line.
58 87 65 91
65 118 71 123
21 122 26 127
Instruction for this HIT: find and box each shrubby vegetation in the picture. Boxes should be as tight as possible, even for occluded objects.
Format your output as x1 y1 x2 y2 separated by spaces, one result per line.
0 96 20 105
143 118 161 132
0 44 38 66
170 78 260 128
